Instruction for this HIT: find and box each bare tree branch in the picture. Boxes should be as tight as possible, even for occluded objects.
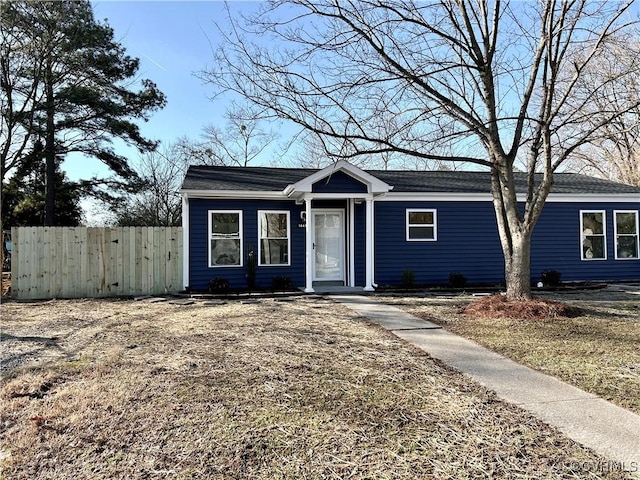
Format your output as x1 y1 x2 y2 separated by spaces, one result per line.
200 0 639 299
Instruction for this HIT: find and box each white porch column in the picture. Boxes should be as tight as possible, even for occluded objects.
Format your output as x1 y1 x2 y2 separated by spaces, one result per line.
348 199 355 287
364 196 374 291
304 196 314 293
181 194 190 290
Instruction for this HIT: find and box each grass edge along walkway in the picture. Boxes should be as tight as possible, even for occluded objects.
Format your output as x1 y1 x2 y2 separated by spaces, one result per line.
332 295 640 476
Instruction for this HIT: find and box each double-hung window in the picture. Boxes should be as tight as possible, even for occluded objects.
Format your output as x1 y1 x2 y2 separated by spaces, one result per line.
406 209 437 241
209 210 242 267
580 211 606 260
259 211 290 266
614 211 639 259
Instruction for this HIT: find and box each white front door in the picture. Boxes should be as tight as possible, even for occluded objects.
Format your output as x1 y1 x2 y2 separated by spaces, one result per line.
312 210 345 282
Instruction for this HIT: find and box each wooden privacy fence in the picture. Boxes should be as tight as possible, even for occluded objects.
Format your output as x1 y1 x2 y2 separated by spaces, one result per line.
11 227 183 300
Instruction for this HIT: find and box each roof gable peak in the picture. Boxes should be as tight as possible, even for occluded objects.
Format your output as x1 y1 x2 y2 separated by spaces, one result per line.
283 160 392 197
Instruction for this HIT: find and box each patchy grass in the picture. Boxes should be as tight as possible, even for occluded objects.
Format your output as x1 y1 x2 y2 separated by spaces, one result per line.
382 288 640 415
0 297 633 479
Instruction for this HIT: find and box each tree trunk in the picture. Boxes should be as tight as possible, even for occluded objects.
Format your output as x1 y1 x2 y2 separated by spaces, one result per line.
491 171 534 301
503 231 532 300
44 57 56 226
0 196 5 272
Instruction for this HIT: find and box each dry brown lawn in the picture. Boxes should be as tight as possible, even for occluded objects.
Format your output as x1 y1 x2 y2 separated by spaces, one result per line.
0 296 634 479
381 287 640 415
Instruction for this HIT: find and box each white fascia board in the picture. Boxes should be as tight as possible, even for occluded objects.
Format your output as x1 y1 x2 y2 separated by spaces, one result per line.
286 160 392 194
380 192 640 203
546 194 640 203
181 189 288 200
303 192 376 200
379 192 490 201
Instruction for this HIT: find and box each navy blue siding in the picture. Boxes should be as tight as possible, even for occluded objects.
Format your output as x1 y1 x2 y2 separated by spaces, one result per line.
312 171 368 193
375 201 504 285
374 201 640 286
189 199 306 290
189 197 638 290
531 203 640 283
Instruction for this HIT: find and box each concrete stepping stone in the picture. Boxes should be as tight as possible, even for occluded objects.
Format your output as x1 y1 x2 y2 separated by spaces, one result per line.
168 299 195 306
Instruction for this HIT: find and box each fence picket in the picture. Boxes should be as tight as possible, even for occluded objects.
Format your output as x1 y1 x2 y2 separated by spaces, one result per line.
10 227 183 299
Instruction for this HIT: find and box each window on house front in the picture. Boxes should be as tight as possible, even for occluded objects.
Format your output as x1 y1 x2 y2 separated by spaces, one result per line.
259 211 290 265
614 211 639 259
406 209 437 241
580 211 606 260
209 210 242 267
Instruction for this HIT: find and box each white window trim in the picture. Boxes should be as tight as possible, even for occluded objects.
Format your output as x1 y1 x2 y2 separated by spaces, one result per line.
580 210 607 261
406 208 437 242
614 210 639 260
208 210 243 268
258 210 291 266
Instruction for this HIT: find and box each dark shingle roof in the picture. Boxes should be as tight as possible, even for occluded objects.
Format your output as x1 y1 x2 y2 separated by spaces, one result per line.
181 165 640 195
182 166 312 191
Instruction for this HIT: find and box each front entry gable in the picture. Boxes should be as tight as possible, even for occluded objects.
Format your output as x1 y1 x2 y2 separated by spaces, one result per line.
312 170 368 194
283 160 392 199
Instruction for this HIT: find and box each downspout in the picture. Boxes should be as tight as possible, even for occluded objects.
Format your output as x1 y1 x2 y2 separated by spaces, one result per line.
370 192 390 289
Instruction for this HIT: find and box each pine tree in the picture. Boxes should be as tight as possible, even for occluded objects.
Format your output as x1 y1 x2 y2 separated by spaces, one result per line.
2 142 83 227
1 0 166 228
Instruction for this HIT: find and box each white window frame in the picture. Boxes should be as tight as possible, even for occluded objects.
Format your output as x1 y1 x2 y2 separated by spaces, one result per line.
258 210 291 266
614 210 639 260
580 210 607 261
406 209 437 242
208 210 243 268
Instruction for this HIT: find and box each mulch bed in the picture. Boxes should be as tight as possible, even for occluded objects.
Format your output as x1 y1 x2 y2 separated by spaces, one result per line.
462 294 583 319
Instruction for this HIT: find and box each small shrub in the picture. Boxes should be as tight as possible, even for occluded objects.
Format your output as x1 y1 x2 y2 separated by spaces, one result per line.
448 272 467 288
401 269 416 288
541 270 562 287
208 277 229 294
272 276 292 292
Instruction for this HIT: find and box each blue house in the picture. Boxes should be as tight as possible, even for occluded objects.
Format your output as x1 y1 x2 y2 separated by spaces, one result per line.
180 161 640 292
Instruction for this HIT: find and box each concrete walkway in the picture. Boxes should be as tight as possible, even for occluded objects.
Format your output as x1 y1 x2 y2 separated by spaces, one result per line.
332 295 640 473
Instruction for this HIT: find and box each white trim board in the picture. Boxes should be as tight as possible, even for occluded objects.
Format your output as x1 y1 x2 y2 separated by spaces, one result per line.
182 190 639 203
378 193 640 203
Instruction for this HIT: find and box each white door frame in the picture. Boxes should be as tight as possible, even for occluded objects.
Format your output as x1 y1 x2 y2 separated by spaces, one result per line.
311 209 345 282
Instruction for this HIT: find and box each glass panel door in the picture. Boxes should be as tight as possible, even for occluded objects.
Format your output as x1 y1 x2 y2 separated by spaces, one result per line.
313 211 344 281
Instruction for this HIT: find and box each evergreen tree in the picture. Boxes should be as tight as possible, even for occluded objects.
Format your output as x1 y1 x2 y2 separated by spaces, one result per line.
1 0 166 229
2 143 82 227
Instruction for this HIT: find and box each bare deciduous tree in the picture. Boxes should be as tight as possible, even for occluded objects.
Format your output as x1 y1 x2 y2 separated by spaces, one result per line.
0 5 41 189
289 126 453 170
566 37 640 186
203 0 639 300
111 143 191 227
180 104 279 167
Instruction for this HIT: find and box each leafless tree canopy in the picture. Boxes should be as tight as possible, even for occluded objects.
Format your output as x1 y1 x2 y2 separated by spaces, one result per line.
567 38 640 186
203 0 639 299
0 6 41 184
177 104 280 167
111 143 191 227
206 1 638 165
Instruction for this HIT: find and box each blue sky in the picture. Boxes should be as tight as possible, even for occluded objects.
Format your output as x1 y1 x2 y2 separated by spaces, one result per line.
67 0 640 186
67 1 258 182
